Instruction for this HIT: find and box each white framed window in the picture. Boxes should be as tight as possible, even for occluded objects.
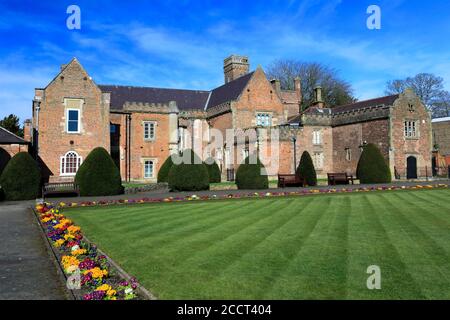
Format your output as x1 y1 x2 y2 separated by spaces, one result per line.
144 160 154 179
66 109 80 133
313 129 322 145
256 113 272 127
60 151 82 176
404 120 418 138
143 121 156 140
313 152 324 169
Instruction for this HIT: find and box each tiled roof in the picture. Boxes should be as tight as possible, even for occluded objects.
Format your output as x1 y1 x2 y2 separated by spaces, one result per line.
206 72 254 109
99 72 254 112
0 126 27 144
331 94 399 114
98 85 210 111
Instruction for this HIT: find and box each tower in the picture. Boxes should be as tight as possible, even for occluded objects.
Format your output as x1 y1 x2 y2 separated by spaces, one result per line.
223 55 249 84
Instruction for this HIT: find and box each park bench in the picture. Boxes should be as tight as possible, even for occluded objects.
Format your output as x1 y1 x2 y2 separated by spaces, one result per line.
277 174 305 188
327 173 354 186
42 182 80 198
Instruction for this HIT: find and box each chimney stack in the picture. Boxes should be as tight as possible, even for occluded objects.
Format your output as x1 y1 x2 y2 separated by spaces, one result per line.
294 77 302 112
223 55 249 84
23 119 32 143
313 86 324 108
270 79 281 94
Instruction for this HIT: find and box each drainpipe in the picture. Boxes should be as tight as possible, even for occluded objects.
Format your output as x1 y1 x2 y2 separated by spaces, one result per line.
127 114 132 182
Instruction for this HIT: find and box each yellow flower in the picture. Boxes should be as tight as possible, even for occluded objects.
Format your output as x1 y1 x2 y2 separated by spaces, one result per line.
67 225 80 234
71 248 87 256
62 255 80 271
107 289 116 296
96 284 112 292
84 267 108 279
64 234 75 240
54 239 65 247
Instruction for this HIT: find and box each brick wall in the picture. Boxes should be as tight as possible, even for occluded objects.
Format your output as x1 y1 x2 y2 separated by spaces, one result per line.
432 120 450 156
36 59 110 182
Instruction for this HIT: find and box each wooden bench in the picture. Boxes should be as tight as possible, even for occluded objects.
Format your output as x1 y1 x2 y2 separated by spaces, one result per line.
278 174 305 188
42 182 80 198
327 173 354 186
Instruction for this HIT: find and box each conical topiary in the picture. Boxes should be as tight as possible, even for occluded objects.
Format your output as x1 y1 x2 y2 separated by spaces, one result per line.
157 155 175 183
296 151 317 186
168 149 209 191
204 158 221 183
235 154 269 190
0 152 41 200
75 147 123 196
356 143 392 183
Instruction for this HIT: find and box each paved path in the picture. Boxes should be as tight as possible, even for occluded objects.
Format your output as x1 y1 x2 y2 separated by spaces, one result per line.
51 179 450 204
0 202 68 300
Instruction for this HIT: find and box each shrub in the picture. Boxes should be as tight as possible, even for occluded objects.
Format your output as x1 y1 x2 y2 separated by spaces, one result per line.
204 158 221 183
0 152 41 200
235 155 268 190
75 147 123 196
296 151 317 186
168 149 209 191
356 143 392 184
157 155 175 183
0 186 5 202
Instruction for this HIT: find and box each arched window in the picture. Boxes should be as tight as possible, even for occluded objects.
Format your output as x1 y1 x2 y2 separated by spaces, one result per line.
60 151 82 176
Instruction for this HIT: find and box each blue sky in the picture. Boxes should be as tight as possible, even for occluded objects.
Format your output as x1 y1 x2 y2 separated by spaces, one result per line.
1 0 450 121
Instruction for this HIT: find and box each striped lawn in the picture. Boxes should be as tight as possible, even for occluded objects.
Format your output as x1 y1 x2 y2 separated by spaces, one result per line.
65 189 450 299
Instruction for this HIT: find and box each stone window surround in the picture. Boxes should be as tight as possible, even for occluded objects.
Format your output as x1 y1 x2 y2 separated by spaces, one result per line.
312 128 323 145
313 151 324 170
143 121 157 141
404 119 420 139
60 150 82 177
63 98 84 134
256 112 273 127
142 157 157 179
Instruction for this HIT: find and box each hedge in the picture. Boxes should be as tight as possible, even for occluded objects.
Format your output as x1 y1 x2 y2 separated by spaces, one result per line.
356 143 392 183
75 147 123 196
168 149 209 191
235 155 268 190
204 158 221 183
0 152 41 200
296 151 317 186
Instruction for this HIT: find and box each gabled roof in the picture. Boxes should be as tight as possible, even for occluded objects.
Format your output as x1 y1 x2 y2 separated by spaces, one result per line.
0 126 27 144
332 94 399 114
206 72 254 109
98 85 210 111
99 71 255 112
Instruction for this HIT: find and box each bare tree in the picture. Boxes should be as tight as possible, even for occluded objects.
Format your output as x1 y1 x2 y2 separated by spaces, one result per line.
385 73 450 118
266 59 355 110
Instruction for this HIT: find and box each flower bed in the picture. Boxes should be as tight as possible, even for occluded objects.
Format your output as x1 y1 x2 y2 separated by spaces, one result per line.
51 183 449 209
35 203 143 300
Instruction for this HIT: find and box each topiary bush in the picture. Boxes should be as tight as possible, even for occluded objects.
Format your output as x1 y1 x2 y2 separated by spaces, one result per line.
356 143 392 184
157 155 175 183
204 158 221 183
235 154 268 190
296 151 317 186
168 149 209 191
0 152 41 200
75 147 123 196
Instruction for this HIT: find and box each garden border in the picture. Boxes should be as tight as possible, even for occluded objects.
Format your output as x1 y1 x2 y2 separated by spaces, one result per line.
32 206 157 300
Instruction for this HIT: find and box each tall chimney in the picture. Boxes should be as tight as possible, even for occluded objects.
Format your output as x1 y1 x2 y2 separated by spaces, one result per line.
294 77 302 112
270 79 281 94
223 55 249 84
23 119 32 143
314 86 324 108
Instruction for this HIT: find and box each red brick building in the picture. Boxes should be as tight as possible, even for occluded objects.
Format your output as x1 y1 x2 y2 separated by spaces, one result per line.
30 55 432 182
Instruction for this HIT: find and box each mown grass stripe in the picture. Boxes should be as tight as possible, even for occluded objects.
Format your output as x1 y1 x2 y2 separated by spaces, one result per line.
377 193 450 299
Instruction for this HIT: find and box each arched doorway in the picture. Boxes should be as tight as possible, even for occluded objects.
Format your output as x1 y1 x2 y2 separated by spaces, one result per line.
407 156 417 179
